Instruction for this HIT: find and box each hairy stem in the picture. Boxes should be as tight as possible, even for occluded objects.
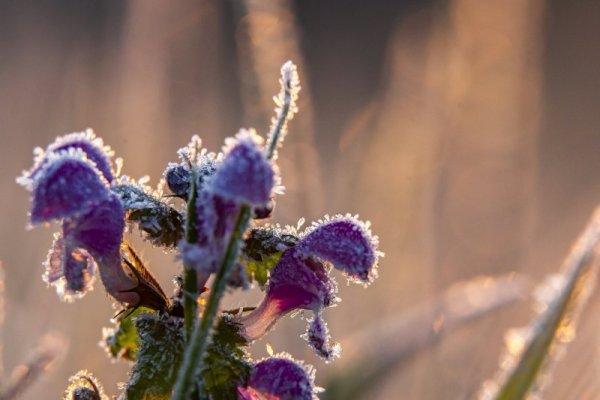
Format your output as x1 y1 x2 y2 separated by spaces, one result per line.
172 204 252 400
183 169 198 341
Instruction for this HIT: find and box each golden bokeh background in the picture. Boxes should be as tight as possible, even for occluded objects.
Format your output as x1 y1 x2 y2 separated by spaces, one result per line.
1 1 600 399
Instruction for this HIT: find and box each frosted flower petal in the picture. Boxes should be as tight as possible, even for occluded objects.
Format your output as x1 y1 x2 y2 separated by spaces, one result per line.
237 248 337 342
298 216 380 284
303 313 341 363
29 151 110 224
240 355 317 400
47 129 114 182
64 194 124 261
44 233 96 302
210 129 275 206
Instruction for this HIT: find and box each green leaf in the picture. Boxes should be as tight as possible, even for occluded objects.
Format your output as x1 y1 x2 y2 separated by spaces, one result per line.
201 317 251 400
125 314 185 400
123 314 249 400
103 307 153 362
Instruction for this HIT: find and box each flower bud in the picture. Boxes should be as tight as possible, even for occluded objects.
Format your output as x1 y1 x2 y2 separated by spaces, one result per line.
210 129 275 206
238 355 317 400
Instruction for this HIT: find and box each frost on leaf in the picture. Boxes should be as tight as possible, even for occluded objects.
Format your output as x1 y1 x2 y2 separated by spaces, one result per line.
112 182 184 248
101 307 153 361
242 226 299 287
201 316 251 400
302 312 341 363
126 314 184 399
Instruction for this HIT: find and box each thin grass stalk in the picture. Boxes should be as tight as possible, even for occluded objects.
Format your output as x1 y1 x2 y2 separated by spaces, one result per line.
481 207 600 400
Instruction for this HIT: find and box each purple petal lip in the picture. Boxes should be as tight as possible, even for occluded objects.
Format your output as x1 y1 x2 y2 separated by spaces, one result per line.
47 129 114 182
237 248 336 342
297 216 381 285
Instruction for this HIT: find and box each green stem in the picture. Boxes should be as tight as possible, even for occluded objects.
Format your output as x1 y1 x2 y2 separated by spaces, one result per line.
172 204 252 400
266 85 292 160
183 169 198 341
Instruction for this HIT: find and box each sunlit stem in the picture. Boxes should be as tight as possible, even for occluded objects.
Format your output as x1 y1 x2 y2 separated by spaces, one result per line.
172 204 252 400
265 61 297 161
183 168 198 341
265 93 291 160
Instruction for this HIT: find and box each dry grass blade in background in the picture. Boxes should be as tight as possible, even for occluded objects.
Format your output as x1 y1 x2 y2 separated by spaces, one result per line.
480 207 600 400
1 332 68 400
323 274 527 400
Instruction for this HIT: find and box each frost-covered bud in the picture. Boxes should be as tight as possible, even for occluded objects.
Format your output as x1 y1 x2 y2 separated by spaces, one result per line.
44 233 96 302
210 129 275 206
237 248 337 342
27 151 110 224
297 215 381 285
164 163 190 198
64 371 107 400
238 355 317 400
302 313 341 362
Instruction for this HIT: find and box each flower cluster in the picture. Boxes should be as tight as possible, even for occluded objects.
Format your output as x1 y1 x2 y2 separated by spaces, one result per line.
19 61 382 399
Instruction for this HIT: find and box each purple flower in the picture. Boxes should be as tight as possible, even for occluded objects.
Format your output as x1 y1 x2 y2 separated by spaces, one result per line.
237 248 337 348
28 151 111 225
46 129 115 182
18 129 114 189
187 190 240 289
210 129 276 206
20 134 166 310
302 312 341 362
297 215 381 285
44 233 96 302
238 355 317 400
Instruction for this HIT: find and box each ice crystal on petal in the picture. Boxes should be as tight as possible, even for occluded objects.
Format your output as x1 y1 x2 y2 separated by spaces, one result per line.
237 248 337 344
302 312 341 363
18 130 114 190
298 215 382 285
240 354 317 400
64 195 124 261
28 150 110 224
46 129 114 182
44 233 96 302
211 129 275 206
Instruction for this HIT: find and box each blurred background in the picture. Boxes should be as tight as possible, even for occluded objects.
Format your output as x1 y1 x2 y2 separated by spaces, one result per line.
1 0 600 399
